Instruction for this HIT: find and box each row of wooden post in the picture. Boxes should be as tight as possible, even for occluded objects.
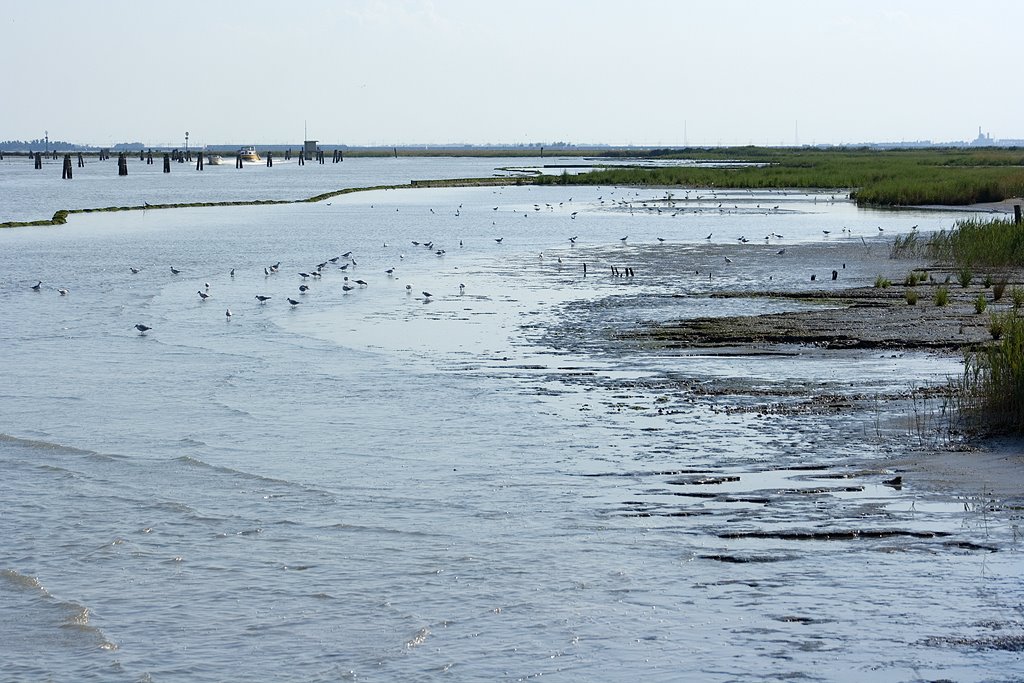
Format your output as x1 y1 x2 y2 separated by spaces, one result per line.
35 148 354 178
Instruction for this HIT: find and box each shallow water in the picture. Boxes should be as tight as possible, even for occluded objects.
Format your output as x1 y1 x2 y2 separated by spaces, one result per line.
1 161 1022 682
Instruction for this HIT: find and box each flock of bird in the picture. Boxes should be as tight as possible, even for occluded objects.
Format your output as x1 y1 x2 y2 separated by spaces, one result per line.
23 189 912 336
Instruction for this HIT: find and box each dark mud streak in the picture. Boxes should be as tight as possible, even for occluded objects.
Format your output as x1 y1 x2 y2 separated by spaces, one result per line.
718 529 952 541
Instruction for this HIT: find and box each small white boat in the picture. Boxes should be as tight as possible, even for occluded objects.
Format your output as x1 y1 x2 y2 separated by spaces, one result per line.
237 146 261 162
207 153 224 165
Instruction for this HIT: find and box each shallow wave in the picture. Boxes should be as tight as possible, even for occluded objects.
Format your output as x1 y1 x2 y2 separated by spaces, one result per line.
0 569 118 652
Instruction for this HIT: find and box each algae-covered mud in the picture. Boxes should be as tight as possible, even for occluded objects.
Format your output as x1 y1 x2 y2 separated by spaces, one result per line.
1 175 1021 682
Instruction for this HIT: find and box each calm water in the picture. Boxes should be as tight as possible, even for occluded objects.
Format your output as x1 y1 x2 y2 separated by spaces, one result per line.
1 158 1021 682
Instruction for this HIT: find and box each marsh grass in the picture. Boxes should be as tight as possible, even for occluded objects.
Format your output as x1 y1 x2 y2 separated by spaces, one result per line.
975 294 988 314
874 276 892 289
958 311 1024 433
1013 286 1024 310
993 280 1008 301
905 289 919 305
903 270 929 287
935 286 950 306
538 147 1024 207
926 218 1024 268
957 267 973 288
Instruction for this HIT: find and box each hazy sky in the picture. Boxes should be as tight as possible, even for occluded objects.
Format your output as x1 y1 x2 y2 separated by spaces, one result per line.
4 0 1021 147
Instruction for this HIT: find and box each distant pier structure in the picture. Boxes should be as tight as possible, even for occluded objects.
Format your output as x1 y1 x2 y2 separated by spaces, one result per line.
303 140 318 161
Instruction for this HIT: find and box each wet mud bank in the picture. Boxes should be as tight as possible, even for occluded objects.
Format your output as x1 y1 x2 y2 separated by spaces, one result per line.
532 238 1024 518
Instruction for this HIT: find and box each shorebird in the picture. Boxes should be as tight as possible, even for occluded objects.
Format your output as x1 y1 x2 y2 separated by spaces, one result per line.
328 256 340 263
777 248 786 255
342 285 354 292
287 297 301 306
354 279 368 286
385 268 395 276
620 236 628 243
405 284 412 292
657 237 665 243
495 237 503 243
299 272 310 279
57 288 69 296
422 291 433 299
229 268 235 277
134 323 151 334
170 267 180 275
197 290 211 301
299 284 310 293
255 295 271 304
724 257 733 264
339 263 350 270
130 267 140 274
264 267 270 276
204 282 211 290
31 280 42 291
705 233 713 240
225 308 232 318
459 283 465 294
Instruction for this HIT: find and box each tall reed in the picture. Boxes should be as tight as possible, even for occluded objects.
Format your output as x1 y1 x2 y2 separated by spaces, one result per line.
958 311 1024 433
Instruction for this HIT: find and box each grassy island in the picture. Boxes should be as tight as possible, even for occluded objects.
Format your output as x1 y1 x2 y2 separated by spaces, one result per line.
538 147 1024 207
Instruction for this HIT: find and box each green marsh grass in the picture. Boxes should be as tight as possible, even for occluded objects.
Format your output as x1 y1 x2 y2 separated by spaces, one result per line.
935 286 950 306
1013 286 1024 310
959 311 1024 433
905 289 919 305
536 147 1024 207
975 294 988 314
958 267 973 288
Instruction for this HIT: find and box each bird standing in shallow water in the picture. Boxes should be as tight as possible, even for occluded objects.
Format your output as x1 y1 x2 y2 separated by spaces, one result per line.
225 308 232 318
287 298 301 306
58 288 69 296
31 280 42 291
170 267 180 275
197 290 211 301
135 324 152 334
255 295 271 304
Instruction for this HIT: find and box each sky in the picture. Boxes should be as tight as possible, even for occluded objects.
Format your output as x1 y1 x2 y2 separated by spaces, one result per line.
3 0 1022 147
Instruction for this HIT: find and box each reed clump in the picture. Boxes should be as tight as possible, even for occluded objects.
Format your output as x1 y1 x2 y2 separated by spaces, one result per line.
926 218 1024 269
958 310 1024 433
935 286 950 307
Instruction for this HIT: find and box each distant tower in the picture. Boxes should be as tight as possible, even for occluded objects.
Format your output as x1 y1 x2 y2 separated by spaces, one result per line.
45 130 49 153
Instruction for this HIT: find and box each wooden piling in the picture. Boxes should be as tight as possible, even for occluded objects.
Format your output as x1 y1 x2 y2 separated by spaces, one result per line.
34 152 42 169
77 152 84 167
266 151 273 167
298 150 304 166
1015 204 1022 225
147 150 154 165
163 153 171 173
62 154 73 179
236 153 243 169
118 153 128 176
140 150 145 161
196 151 204 170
